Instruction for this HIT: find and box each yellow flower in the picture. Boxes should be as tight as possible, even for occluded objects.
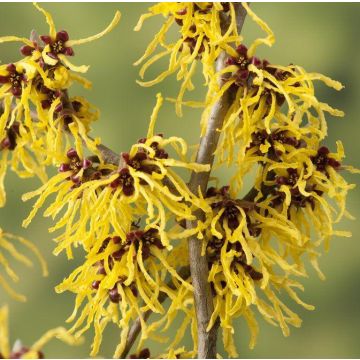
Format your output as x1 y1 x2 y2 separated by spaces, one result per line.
20 94 211 357
31 92 101 165
145 281 197 358
201 134 358 358
56 229 193 357
0 4 120 206
0 120 48 208
0 3 121 74
203 186 315 357
0 228 47 302
254 141 358 251
22 94 210 255
214 60 343 170
135 2 241 116
0 305 82 359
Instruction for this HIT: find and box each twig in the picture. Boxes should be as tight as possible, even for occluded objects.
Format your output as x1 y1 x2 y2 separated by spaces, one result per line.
186 4 247 358
87 136 121 166
242 171 276 202
119 266 191 358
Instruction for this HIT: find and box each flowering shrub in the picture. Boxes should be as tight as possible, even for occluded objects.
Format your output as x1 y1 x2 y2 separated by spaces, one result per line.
0 2 358 359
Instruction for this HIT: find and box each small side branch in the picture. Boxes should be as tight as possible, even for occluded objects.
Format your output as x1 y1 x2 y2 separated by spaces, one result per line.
119 266 191 358
90 136 121 166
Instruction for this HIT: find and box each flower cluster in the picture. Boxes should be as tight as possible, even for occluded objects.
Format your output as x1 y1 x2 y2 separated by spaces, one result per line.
214 45 345 172
22 94 209 356
202 186 314 356
55 229 194 357
23 94 210 253
0 3 355 359
134 2 243 116
0 3 120 207
0 305 82 358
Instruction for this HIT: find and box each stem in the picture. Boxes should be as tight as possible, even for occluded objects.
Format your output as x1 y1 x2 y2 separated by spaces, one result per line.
242 171 276 202
89 136 122 166
119 266 191 358
186 4 247 358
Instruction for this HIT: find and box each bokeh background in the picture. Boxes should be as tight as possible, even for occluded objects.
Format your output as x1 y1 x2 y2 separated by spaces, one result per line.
0 2 359 358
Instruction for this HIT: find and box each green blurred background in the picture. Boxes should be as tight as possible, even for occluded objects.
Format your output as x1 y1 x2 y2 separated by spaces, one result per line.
0 2 359 358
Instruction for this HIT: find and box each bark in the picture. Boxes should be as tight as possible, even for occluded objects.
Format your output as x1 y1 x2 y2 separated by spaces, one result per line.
186 4 248 358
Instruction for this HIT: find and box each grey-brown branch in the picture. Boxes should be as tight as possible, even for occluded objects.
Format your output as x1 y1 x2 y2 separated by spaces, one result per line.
186 4 247 358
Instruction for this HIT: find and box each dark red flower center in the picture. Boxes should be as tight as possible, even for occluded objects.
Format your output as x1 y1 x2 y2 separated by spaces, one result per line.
0 64 26 97
0 122 20 151
311 146 341 172
207 237 262 281
40 30 74 59
91 230 164 303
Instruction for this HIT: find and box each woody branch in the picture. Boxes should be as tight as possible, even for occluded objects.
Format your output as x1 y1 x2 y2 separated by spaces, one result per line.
186 4 247 358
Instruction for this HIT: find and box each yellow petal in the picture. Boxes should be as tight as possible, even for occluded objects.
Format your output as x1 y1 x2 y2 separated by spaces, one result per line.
33 2 57 38
66 11 121 46
58 54 89 73
0 36 33 46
